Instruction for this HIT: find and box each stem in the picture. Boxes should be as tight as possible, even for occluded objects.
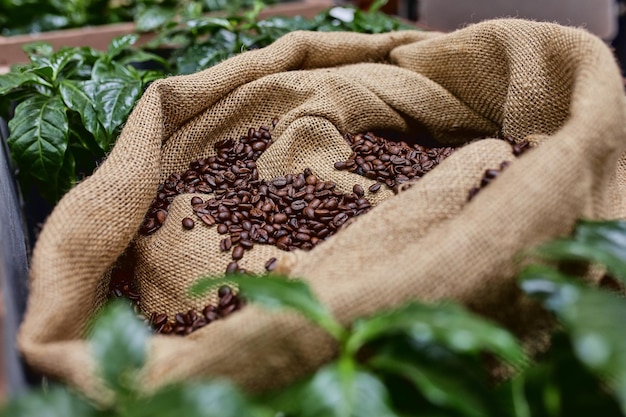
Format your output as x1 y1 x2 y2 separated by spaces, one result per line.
511 376 531 417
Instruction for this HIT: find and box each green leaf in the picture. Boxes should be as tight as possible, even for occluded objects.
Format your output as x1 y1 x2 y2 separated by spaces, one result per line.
537 219 626 283
369 352 489 417
272 358 399 417
135 6 176 32
107 34 139 59
90 300 150 396
126 380 262 417
59 79 108 150
175 43 232 74
186 17 235 32
7 94 69 183
22 42 54 60
520 265 626 413
190 274 346 341
0 385 99 417
90 61 142 142
0 71 47 95
346 301 525 366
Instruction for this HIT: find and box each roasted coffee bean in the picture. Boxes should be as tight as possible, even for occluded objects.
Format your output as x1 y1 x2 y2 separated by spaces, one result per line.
232 245 244 260
265 257 278 271
368 183 381 193
182 217 195 230
220 237 232 252
226 261 239 274
218 285 232 298
353 184 365 197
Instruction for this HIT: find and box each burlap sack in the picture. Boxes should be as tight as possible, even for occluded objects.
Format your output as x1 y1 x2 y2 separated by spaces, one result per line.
18 19 626 399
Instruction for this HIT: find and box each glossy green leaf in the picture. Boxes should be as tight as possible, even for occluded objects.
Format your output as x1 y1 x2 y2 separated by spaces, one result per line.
30 48 85 82
274 358 399 417
191 274 345 341
0 386 99 417
90 300 150 396
36 143 76 203
59 79 108 150
0 71 46 95
107 34 139 60
537 219 626 283
136 6 176 33
22 42 54 61
90 61 142 142
7 94 68 182
186 17 234 32
175 43 231 74
369 352 489 417
126 380 261 417
346 301 525 366
520 265 626 413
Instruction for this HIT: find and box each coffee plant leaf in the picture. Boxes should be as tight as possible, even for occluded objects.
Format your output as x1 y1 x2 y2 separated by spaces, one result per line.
7 94 68 184
60 79 108 150
191 275 345 340
521 265 626 413
106 34 139 61
272 358 399 417
90 300 150 396
0 386 100 417
368 351 489 417
536 219 626 283
346 301 525 366
0 71 47 95
90 61 143 143
136 7 176 33
126 380 262 417
190 274 345 340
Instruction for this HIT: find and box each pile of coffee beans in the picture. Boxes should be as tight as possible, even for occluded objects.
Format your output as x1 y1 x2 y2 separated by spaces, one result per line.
149 285 244 335
467 161 511 201
140 120 278 236
334 132 456 194
189 167 372 274
140 121 373 276
467 135 532 201
109 264 243 335
122 124 528 337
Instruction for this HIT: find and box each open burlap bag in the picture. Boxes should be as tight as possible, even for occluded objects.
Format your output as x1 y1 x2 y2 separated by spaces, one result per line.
18 19 626 399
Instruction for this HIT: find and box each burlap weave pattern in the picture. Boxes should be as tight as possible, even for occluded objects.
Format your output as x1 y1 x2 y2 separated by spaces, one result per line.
17 19 626 399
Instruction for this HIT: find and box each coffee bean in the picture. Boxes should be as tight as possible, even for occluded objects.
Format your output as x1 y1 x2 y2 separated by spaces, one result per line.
218 285 232 298
232 245 244 260
332 213 349 227
290 200 307 211
265 257 278 271
220 237 232 252
182 217 195 230
226 261 239 274
368 183 381 193
353 184 364 197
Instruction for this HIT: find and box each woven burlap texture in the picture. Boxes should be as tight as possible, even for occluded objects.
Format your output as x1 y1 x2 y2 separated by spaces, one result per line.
17 19 626 399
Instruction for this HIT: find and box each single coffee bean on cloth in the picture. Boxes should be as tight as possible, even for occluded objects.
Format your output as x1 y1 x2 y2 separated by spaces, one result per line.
18 19 626 400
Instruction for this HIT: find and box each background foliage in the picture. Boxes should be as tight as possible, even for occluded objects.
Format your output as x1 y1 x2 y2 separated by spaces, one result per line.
2 219 626 417
0 1 411 204
0 0 275 36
